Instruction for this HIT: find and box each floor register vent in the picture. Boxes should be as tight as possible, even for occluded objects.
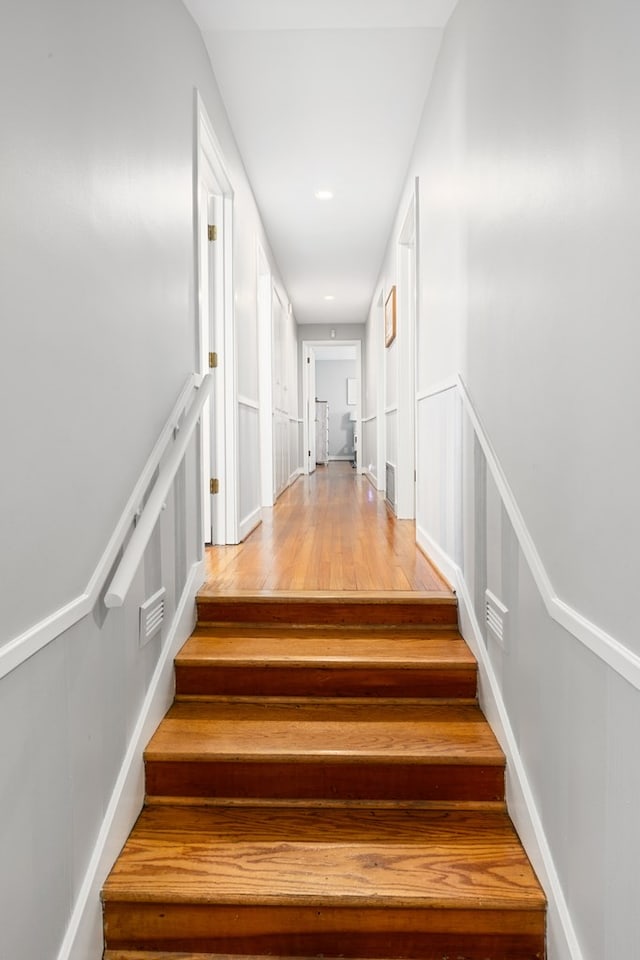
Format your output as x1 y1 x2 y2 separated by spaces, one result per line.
139 587 166 646
485 589 508 651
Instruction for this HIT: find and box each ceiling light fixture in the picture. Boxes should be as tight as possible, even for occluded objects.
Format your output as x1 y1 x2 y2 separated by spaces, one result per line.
324 295 335 301
314 189 334 200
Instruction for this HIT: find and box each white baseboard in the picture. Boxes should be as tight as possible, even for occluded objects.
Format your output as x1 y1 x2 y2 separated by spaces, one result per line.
287 467 304 487
239 506 262 542
364 468 383 493
416 525 582 960
57 558 204 960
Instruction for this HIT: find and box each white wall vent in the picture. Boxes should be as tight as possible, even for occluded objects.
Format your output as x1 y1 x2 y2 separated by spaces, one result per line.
485 589 508 651
385 461 396 511
139 587 166 646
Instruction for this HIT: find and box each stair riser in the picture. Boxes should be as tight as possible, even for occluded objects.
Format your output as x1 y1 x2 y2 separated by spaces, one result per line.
145 760 504 803
175 665 477 700
104 902 545 959
196 600 458 627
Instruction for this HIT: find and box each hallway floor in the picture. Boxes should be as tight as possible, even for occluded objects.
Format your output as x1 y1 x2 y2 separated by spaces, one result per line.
203 462 451 594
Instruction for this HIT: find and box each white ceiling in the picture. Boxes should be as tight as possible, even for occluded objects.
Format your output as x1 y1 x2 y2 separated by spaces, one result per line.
183 0 459 325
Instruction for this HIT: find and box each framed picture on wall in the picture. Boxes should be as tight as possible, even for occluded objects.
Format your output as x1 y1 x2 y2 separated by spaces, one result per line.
385 285 396 347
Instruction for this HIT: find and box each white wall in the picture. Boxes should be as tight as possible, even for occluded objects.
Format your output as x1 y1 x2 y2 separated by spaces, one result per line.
316 358 357 458
368 1 640 957
0 2 291 957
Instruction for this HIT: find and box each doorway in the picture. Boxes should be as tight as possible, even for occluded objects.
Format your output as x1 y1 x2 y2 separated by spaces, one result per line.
395 181 418 519
302 340 362 475
196 92 236 545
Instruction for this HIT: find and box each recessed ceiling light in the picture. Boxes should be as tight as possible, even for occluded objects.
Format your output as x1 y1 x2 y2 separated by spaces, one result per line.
314 189 334 200
324 295 335 301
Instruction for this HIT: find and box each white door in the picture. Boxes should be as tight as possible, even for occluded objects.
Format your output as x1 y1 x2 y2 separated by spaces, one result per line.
198 184 215 543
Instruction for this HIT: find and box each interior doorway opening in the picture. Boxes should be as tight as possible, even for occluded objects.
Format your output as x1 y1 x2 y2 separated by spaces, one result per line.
196 92 236 545
302 340 362 476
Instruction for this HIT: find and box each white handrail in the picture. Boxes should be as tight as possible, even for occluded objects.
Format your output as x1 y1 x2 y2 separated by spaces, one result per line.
104 374 213 608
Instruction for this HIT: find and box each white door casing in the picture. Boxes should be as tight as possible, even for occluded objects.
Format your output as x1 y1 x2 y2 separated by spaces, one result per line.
257 241 274 507
395 181 418 519
196 92 237 545
302 340 362 475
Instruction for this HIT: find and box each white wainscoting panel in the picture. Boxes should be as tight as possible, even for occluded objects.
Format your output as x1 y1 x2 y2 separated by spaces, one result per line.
416 377 640 959
238 399 261 540
0 425 205 960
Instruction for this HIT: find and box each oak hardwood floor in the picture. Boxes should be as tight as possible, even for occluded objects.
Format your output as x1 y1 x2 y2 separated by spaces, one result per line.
203 463 449 594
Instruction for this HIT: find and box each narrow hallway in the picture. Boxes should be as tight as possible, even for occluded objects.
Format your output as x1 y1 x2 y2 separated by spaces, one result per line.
203 463 449 593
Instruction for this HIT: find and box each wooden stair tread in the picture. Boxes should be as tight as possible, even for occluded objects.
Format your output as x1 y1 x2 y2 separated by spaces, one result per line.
102 805 545 910
195 591 458 627
179 627 474 667
145 701 503 764
175 626 477 700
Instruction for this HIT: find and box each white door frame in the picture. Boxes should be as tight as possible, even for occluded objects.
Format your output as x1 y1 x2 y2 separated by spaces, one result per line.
302 339 362 475
395 181 418 519
256 241 274 507
375 287 386 491
196 92 237 545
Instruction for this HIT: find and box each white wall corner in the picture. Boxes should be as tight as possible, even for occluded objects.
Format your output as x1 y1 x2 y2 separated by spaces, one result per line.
57 558 204 960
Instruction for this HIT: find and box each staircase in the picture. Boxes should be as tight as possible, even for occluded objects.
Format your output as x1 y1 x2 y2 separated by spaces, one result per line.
102 590 546 960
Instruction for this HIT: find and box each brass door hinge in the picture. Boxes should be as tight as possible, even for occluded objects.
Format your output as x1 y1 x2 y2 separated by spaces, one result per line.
208 224 217 242
210 478 219 495
209 351 218 369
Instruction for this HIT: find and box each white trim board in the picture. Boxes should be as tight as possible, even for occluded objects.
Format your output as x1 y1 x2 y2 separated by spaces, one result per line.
57 558 204 960
196 90 237 546
416 524 582 960
238 395 260 410
239 506 262 542
457 375 640 693
0 374 200 683
416 376 458 403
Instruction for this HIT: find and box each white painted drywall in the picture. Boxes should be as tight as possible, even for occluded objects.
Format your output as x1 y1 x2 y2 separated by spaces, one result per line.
0 2 291 958
368 0 640 956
